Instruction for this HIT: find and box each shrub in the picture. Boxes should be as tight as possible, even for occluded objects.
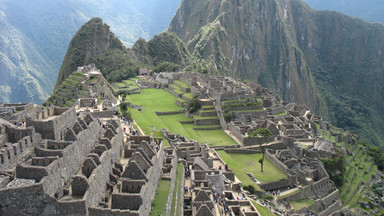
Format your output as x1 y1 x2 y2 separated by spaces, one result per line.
224 112 232 122
186 95 202 114
243 185 256 194
264 194 274 200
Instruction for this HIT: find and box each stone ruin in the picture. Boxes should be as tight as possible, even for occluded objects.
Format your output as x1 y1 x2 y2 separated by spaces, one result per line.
0 102 167 215
142 71 351 215
0 70 361 215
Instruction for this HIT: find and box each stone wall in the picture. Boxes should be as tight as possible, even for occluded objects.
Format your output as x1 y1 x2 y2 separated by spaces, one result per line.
318 200 343 216
88 207 139 216
194 118 220 126
265 150 290 176
26 107 77 140
155 111 184 116
83 127 124 207
312 177 332 198
260 177 295 191
90 110 114 119
166 150 178 216
0 129 42 171
139 143 166 216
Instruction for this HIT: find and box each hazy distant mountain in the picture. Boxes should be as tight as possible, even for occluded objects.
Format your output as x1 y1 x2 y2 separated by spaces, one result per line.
0 0 180 104
302 0 384 24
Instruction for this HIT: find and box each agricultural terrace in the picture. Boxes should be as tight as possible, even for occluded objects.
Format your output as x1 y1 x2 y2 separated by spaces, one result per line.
217 150 288 187
123 88 236 147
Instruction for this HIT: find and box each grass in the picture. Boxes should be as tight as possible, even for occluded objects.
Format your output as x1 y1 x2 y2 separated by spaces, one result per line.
279 189 301 199
273 111 286 116
217 150 288 186
171 163 184 216
183 92 193 99
289 199 315 210
115 82 127 87
124 89 236 146
150 180 171 216
174 80 190 88
251 200 276 216
193 115 219 120
169 84 184 94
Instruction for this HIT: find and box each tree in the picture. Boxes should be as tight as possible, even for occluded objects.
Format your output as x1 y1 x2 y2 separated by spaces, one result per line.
186 95 202 114
250 128 273 172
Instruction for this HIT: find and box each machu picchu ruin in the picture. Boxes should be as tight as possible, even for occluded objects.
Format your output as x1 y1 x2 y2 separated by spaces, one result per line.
1 68 383 216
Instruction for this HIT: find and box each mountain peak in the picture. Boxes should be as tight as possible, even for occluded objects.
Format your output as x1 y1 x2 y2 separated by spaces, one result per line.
55 17 123 88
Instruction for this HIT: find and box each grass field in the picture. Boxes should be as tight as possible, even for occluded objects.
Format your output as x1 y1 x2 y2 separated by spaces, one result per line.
217 150 288 186
124 88 236 146
149 180 171 216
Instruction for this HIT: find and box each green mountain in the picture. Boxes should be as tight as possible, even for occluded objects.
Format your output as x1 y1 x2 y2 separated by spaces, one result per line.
55 18 193 87
302 0 384 24
0 0 180 104
168 0 384 146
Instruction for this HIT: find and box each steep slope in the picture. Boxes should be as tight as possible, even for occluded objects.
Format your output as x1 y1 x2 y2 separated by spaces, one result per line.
302 0 384 25
55 18 193 90
55 18 125 87
169 0 384 146
0 0 181 104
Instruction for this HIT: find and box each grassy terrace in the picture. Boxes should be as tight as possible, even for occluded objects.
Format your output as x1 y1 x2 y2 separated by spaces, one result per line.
251 200 276 216
123 78 138 86
273 111 286 116
289 199 315 210
217 150 288 188
183 92 193 99
193 115 219 120
169 84 183 94
150 180 171 216
115 82 127 87
124 88 236 147
202 105 215 110
174 80 190 88
340 145 377 207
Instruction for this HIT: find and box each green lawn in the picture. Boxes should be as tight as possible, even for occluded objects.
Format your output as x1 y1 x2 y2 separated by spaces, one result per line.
124 89 236 146
150 180 171 216
251 200 276 216
217 151 288 186
289 199 315 210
